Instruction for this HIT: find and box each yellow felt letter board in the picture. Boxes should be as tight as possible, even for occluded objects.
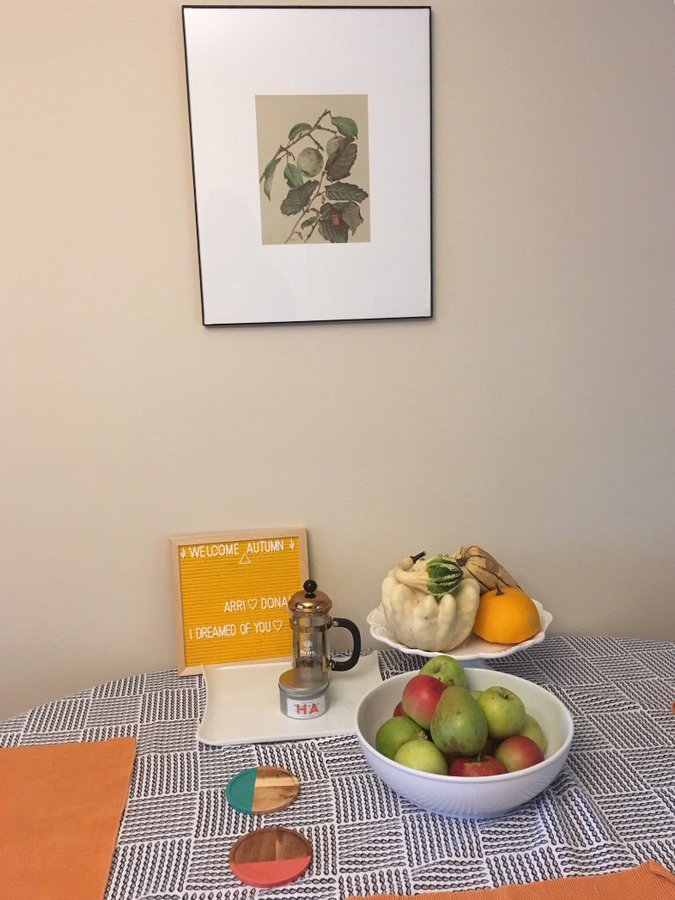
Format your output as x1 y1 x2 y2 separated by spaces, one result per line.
171 528 309 674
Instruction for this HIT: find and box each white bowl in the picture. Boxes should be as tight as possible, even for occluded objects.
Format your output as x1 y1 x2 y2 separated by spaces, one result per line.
355 668 573 819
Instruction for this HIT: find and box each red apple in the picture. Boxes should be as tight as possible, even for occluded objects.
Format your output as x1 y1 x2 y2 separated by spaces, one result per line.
401 673 448 729
494 734 545 772
392 701 405 717
449 755 507 777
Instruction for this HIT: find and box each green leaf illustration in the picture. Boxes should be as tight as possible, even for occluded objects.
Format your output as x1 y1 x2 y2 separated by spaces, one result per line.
325 136 347 167
300 215 318 229
326 140 357 183
262 157 279 200
284 163 304 189
331 115 358 139
319 218 349 243
280 180 318 216
325 182 368 203
288 122 312 141
326 135 344 157
337 201 364 235
318 203 349 243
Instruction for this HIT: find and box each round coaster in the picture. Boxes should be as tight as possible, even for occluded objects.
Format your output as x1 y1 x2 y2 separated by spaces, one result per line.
225 766 300 814
228 827 312 887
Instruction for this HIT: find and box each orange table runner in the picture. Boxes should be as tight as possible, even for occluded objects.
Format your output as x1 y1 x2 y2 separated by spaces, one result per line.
0 737 136 900
347 860 675 899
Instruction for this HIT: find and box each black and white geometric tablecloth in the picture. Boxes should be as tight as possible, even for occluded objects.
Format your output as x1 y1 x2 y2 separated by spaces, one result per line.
1 635 674 899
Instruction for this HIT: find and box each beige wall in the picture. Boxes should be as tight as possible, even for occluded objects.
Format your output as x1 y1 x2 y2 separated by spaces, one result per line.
3 1 674 720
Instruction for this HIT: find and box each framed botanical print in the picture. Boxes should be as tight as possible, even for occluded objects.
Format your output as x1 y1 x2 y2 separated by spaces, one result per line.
183 5 432 326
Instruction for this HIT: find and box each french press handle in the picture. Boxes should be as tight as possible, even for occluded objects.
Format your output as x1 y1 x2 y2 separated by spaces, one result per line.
330 618 362 672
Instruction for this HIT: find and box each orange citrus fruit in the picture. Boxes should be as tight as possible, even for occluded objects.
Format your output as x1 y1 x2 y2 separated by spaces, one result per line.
472 585 541 644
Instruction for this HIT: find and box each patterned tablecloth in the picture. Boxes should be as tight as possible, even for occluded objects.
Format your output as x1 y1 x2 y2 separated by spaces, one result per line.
2 635 674 899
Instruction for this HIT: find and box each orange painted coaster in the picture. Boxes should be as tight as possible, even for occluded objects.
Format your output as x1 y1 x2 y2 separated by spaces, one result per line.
225 766 300 814
228 827 312 887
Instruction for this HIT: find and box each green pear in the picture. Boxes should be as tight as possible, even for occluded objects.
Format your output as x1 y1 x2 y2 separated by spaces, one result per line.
430 685 488 756
519 714 547 754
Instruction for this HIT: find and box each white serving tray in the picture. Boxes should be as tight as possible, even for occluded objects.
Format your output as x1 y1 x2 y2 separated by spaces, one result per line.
198 651 383 746
367 599 552 660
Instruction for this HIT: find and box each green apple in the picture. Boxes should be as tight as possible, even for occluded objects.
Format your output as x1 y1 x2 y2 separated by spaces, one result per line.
518 713 547 754
394 738 448 775
420 655 467 688
375 715 427 760
477 686 526 740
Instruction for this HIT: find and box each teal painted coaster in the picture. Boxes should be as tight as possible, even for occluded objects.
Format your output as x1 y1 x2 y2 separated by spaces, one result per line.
225 767 258 813
225 766 299 814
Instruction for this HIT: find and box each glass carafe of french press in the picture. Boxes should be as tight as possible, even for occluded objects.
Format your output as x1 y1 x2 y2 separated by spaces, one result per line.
288 579 361 673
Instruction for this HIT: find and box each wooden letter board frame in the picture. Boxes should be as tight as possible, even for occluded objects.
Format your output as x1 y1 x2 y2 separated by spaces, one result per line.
171 527 309 675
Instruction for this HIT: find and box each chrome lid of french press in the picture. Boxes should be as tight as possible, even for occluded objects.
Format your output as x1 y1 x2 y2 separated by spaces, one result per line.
288 579 332 615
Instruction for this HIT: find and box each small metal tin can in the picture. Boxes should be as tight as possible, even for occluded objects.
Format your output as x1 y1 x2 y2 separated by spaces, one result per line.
278 667 329 720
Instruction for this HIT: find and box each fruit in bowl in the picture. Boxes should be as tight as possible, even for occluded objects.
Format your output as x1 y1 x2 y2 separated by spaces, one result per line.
354 663 573 819
401 673 448 729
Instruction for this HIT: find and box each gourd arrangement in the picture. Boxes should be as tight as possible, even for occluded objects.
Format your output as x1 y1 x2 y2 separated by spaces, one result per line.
380 546 541 653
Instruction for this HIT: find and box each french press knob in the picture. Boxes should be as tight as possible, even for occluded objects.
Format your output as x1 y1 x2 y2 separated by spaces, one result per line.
288 579 361 673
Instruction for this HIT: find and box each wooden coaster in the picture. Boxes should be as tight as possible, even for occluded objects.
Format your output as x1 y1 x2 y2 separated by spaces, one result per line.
225 766 300 814
228 827 312 887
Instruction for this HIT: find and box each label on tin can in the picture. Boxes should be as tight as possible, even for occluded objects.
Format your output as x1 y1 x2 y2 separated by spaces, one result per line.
284 692 327 719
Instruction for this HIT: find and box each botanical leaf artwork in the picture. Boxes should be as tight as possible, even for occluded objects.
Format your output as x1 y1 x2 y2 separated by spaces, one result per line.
258 106 369 245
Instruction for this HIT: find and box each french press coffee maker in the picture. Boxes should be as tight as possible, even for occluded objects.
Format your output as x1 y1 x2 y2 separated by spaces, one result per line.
289 579 361 674
278 579 361 720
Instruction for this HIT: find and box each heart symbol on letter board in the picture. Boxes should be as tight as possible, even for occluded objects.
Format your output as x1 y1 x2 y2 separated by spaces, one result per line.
273 620 283 632
248 599 258 610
